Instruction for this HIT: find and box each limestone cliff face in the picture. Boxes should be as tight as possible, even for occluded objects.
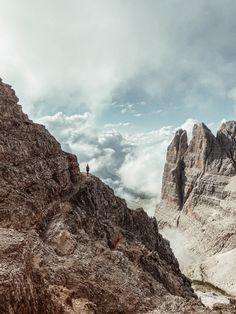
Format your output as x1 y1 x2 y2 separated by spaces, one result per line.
0 79 214 314
157 122 236 296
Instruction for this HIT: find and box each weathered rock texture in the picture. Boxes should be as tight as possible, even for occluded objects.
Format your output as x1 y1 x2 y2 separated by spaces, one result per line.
0 79 217 314
156 122 236 297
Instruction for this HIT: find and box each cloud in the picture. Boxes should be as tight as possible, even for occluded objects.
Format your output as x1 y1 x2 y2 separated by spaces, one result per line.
38 112 224 215
37 111 133 186
1 0 236 119
118 102 147 117
120 103 135 115
118 128 174 199
104 122 131 128
37 112 176 214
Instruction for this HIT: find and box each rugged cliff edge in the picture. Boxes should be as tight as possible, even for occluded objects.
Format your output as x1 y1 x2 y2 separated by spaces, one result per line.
156 122 236 299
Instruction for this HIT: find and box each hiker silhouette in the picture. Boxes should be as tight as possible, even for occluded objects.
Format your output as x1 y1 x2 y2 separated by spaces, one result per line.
86 164 90 176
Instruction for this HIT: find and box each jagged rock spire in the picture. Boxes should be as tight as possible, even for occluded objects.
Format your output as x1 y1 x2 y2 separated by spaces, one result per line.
166 129 188 164
160 121 236 211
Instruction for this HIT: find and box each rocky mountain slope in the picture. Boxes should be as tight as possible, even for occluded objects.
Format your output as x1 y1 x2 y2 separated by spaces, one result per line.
1 78 236 313
156 122 236 298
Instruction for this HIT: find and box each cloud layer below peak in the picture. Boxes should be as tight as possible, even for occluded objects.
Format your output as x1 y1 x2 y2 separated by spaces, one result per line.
37 113 201 215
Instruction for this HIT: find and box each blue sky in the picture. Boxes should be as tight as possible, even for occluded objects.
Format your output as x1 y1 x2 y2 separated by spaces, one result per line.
1 0 236 214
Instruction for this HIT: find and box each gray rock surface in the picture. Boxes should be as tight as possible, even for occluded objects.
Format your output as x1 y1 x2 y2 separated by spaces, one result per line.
156 121 236 297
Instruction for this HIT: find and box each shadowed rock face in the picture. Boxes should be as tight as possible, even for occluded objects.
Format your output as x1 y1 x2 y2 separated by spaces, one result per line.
0 79 205 314
161 129 188 209
157 121 236 297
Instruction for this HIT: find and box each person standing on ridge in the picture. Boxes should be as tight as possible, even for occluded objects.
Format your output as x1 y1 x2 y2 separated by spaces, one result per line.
86 164 90 176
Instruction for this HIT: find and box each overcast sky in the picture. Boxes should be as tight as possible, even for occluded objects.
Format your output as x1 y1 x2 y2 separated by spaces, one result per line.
1 0 236 214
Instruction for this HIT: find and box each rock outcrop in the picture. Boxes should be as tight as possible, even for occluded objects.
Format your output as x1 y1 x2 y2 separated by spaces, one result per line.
0 79 216 314
156 122 236 298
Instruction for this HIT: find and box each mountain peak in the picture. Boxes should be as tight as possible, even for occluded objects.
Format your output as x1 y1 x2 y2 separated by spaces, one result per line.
220 120 236 134
166 128 188 164
0 78 19 104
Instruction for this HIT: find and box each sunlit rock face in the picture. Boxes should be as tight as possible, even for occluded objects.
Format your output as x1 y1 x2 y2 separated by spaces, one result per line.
0 79 214 314
156 121 236 297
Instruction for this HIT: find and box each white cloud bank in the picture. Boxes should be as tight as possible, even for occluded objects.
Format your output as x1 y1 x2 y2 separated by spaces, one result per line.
1 0 236 117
